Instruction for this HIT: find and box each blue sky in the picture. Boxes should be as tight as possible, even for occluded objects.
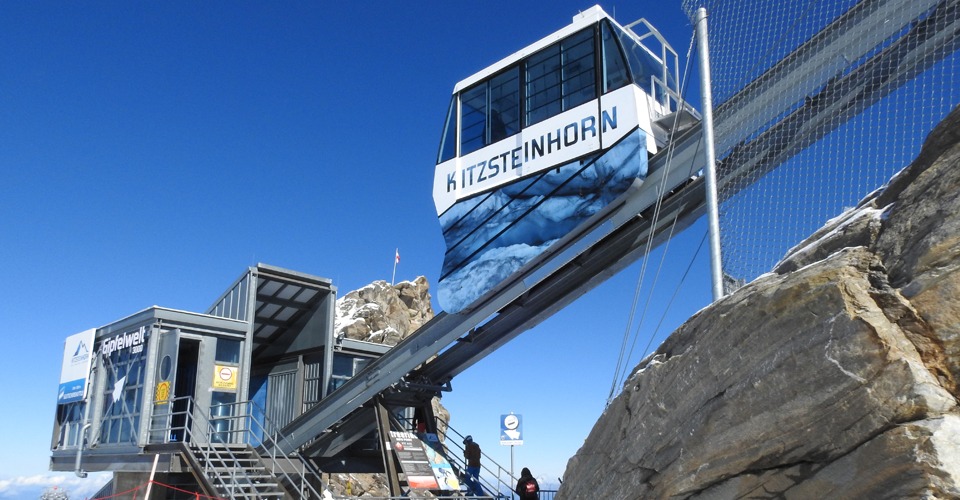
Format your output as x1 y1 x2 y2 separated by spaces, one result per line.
0 1 710 496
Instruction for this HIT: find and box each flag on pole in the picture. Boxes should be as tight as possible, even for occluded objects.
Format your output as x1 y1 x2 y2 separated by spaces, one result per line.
392 248 399 285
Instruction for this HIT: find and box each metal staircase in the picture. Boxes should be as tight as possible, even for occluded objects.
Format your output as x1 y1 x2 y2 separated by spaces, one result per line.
185 442 286 499
154 396 326 499
436 419 513 499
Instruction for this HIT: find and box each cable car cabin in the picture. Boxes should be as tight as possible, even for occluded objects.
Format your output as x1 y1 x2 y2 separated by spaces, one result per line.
434 5 696 313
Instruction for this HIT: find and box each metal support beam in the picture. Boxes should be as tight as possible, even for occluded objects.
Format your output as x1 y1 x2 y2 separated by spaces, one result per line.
375 397 402 497
695 7 725 301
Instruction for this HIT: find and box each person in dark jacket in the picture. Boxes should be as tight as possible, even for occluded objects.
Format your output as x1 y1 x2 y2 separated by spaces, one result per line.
463 435 483 496
515 467 539 499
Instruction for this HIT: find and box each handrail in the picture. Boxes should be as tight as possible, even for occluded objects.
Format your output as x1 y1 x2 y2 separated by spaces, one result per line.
151 395 326 499
431 415 516 498
623 17 682 108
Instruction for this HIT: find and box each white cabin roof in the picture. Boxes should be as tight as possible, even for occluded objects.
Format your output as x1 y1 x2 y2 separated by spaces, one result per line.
453 5 612 93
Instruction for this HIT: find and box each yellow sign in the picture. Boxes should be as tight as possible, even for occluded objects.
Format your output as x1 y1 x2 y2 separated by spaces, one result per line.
154 381 171 405
212 364 239 390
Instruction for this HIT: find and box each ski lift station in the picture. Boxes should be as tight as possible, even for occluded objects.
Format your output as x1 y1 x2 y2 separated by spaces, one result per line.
50 5 713 498
51 264 400 493
47 0 960 494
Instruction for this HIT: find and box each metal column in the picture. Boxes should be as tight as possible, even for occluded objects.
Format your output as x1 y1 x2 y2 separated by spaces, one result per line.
695 7 725 301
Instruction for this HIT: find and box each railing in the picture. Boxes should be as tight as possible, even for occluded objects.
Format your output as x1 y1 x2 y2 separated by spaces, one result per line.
427 416 518 499
151 396 325 499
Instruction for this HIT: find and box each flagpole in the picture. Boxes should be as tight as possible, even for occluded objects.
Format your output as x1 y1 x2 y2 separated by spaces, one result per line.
391 248 398 285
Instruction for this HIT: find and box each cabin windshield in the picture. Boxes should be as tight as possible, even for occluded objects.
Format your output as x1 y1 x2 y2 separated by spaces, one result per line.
610 21 677 107
437 96 457 163
602 20 631 93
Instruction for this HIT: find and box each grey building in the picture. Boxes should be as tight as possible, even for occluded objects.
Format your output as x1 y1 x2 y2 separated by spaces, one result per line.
50 264 390 497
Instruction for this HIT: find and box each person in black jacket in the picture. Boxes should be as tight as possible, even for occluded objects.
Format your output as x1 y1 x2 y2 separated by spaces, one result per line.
463 435 483 496
515 467 539 499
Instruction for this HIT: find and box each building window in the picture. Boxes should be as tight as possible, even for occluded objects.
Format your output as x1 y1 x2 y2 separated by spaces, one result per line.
302 356 323 412
215 338 241 364
54 401 86 449
327 353 371 394
99 329 148 446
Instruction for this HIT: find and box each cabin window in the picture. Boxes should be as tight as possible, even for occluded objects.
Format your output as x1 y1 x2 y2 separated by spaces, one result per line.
437 96 458 163
614 25 673 104
526 27 596 126
443 25 612 162
459 66 521 156
525 43 562 125
460 84 487 155
489 67 520 143
602 21 631 93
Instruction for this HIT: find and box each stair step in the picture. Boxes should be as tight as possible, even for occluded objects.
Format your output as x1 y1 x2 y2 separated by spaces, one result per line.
200 458 260 466
214 482 281 491
209 467 271 474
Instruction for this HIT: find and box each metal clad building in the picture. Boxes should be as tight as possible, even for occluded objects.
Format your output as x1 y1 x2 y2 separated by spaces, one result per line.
50 264 388 495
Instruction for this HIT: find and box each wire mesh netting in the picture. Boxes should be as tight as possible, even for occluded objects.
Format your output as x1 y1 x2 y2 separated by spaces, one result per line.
681 0 960 288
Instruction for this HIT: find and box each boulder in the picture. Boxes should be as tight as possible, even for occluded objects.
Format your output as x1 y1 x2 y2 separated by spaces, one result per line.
558 106 960 499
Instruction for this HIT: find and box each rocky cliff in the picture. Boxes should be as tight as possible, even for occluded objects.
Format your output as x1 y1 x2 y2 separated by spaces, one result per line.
558 106 960 499
335 276 435 345
324 277 449 497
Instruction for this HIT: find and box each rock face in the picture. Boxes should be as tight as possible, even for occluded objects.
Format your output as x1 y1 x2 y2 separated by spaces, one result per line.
558 105 960 499
325 277 448 498
335 276 434 345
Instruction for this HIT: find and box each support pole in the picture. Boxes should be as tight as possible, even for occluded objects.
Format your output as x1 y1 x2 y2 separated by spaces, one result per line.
143 453 160 500
695 7 725 301
74 354 98 478
391 248 399 286
375 398 403 496
510 445 515 500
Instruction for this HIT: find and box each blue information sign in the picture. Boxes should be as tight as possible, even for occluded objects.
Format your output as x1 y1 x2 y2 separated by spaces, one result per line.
500 413 523 446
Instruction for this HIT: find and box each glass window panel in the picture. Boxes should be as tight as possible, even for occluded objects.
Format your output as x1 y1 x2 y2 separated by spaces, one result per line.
602 21 630 92
615 25 672 103
354 357 370 374
438 96 458 163
526 44 562 125
460 85 487 155
489 67 520 143
119 418 132 443
97 330 148 446
561 28 596 110
332 354 354 377
526 28 596 125
108 419 120 443
215 338 241 364
328 377 346 394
